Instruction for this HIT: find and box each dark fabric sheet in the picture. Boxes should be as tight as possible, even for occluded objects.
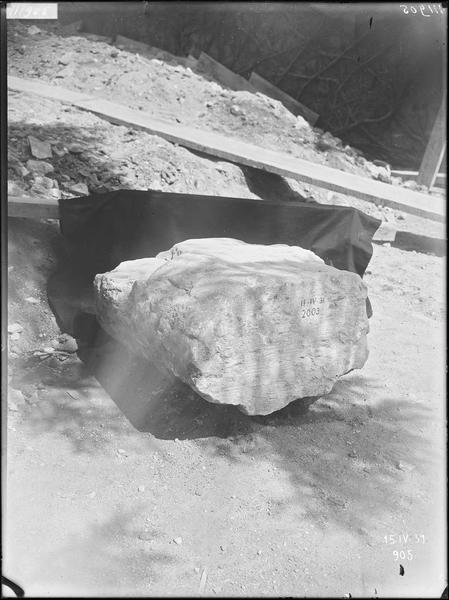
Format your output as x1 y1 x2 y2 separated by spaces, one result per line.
50 190 380 332
58 190 381 280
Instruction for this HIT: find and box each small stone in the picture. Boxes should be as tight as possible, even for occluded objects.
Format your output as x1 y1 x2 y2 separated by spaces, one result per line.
25 296 39 304
194 567 200 574
7 181 24 196
230 104 242 116
26 159 54 175
8 323 23 334
32 176 54 190
67 143 85 154
58 53 72 66
11 162 29 177
316 133 338 152
9 388 25 405
49 188 62 200
55 64 76 79
396 213 405 220
138 485 145 492
396 461 415 472
52 145 68 157
25 391 40 405
373 159 390 170
173 537 183 545
68 182 89 196
402 180 418 190
56 334 78 353
27 25 42 35
368 163 391 183
117 448 127 455
257 550 262 555
28 136 52 159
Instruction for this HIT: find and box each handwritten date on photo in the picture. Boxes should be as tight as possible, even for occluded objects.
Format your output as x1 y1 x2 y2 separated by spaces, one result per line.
384 533 426 561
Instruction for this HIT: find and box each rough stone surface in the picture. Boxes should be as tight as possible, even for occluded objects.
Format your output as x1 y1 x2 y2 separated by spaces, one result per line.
28 135 52 159
26 159 54 175
94 238 369 415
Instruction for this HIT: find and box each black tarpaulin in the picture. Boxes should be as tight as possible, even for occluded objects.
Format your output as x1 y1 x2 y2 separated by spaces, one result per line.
51 190 380 331
58 190 381 278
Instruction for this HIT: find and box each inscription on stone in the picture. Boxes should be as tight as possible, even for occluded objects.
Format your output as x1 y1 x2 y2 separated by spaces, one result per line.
300 296 325 318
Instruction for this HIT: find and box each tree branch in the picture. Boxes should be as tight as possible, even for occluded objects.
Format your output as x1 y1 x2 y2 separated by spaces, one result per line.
275 20 327 87
332 45 393 106
297 29 372 100
334 108 395 135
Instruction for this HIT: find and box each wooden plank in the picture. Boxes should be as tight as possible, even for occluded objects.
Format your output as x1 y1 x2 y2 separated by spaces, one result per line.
196 52 257 93
115 34 154 55
115 35 193 67
392 170 446 188
82 33 113 44
185 55 198 69
249 71 318 125
8 76 445 222
8 195 59 219
417 94 447 188
8 76 93 104
60 20 83 35
393 230 446 257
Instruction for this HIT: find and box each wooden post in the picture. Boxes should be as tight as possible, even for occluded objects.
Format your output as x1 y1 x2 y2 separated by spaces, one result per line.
417 92 446 189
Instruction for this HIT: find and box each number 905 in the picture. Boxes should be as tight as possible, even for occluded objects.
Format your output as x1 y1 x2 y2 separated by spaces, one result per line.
393 549 413 560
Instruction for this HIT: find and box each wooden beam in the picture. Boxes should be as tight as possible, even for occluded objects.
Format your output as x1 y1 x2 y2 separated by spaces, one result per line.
115 34 153 55
391 170 446 187
196 52 257 93
8 76 445 222
8 195 59 219
249 71 318 125
185 55 198 69
60 20 83 35
114 34 194 67
417 94 447 188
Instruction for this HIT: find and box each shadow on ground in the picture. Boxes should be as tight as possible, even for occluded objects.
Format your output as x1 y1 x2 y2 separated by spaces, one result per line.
25 503 178 596
71 318 317 440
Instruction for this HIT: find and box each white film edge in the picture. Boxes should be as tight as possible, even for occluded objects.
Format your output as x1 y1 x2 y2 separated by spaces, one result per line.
6 3 58 19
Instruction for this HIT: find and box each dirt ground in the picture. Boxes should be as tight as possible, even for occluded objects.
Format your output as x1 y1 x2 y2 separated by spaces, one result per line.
5 21 447 598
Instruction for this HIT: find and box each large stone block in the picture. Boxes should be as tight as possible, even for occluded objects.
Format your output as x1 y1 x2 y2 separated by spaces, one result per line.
94 238 369 415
